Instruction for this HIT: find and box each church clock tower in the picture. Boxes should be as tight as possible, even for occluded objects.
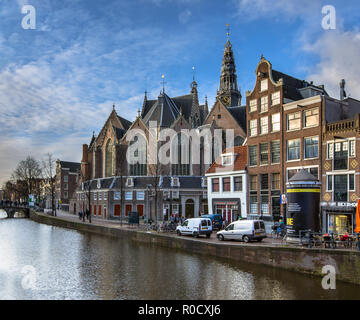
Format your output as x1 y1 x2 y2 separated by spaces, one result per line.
216 26 241 107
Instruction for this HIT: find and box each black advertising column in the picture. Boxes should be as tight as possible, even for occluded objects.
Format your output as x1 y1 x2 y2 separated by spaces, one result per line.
286 169 321 243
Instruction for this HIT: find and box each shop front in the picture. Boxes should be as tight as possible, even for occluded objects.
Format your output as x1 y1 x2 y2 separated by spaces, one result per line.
213 200 240 224
321 202 357 234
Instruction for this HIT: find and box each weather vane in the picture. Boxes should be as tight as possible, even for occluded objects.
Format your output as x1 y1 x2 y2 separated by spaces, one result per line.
226 23 230 41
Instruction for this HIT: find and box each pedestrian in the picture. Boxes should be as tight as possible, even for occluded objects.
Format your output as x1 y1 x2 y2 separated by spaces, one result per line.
86 209 90 220
78 211 82 220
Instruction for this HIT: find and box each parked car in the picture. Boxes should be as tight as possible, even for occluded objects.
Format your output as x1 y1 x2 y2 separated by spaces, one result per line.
176 218 212 238
200 214 223 230
217 220 266 243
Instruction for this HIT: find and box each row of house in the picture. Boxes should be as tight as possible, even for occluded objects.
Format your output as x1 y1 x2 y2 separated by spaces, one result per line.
62 36 360 235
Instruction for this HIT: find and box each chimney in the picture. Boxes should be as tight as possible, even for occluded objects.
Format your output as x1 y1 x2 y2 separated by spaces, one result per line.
340 79 346 100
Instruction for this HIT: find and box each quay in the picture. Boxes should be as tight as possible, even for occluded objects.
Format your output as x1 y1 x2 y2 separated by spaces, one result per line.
30 210 360 286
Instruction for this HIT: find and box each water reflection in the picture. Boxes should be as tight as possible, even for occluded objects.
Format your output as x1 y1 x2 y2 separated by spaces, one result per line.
0 219 359 300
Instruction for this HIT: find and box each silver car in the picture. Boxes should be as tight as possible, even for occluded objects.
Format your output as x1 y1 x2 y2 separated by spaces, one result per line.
217 220 267 243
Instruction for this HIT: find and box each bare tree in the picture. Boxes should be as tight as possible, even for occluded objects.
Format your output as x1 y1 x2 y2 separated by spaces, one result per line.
42 153 56 216
12 156 42 201
79 170 92 223
115 144 128 226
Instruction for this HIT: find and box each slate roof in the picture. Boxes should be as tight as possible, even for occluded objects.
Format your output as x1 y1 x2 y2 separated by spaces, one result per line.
113 126 126 140
141 92 194 127
117 115 132 130
271 69 326 101
206 146 247 174
59 161 81 173
227 106 246 132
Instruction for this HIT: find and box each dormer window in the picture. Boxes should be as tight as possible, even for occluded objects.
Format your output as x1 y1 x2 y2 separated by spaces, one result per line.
97 179 101 189
126 178 134 187
222 153 234 166
260 79 268 92
171 177 180 187
201 177 207 188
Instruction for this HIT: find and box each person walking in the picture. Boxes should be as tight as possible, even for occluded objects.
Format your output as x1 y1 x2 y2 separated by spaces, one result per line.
78 211 82 220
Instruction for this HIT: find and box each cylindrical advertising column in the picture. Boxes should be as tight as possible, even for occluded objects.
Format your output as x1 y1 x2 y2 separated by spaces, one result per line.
286 169 321 243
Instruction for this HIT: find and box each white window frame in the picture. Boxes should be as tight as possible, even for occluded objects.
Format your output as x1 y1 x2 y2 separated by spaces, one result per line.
349 139 356 157
304 136 319 160
249 99 257 113
287 112 301 131
260 116 268 135
94 192 97 201
260 79 268 92
303 108 319 128
249 119 257 137
287 139 301 161
125 191 133 200
271 91 281 106
98 192 102 201
271 113 280 132
137 191 145 200
260 96 268 113
114 192 121 200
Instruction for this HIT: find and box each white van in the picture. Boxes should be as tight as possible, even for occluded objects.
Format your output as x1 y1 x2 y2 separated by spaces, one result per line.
217 220 266 243
176 218 212 238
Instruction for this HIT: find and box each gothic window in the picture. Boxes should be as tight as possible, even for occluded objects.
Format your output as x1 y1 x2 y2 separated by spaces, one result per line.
105 139 113 177
129 134 147 176
234 136 244 147
171 133 191 176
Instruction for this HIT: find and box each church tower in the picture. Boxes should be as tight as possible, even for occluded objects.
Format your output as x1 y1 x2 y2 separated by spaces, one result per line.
216 26 241 107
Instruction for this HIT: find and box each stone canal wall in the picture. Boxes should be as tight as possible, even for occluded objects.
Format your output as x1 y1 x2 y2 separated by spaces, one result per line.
30 211 360 285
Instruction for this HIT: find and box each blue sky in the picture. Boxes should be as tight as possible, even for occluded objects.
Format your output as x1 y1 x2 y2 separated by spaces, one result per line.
0 0 360 184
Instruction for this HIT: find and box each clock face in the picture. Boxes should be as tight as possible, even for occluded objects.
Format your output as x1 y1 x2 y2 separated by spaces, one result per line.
222 96 230 106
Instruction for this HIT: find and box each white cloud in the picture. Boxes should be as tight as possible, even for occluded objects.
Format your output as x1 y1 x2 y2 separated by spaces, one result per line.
304 29 360 100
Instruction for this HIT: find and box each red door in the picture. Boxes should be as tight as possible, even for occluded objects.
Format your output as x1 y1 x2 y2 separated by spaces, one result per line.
93 205 97 216
137 204 144 217
104 207 107 219
98 205 102 217
125 204 132 216
114 205 121 217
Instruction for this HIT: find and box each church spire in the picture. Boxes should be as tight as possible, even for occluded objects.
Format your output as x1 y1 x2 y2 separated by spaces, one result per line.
216 24 241 107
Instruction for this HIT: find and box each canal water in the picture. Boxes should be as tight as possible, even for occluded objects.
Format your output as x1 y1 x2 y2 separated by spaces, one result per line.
0 215 359 300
